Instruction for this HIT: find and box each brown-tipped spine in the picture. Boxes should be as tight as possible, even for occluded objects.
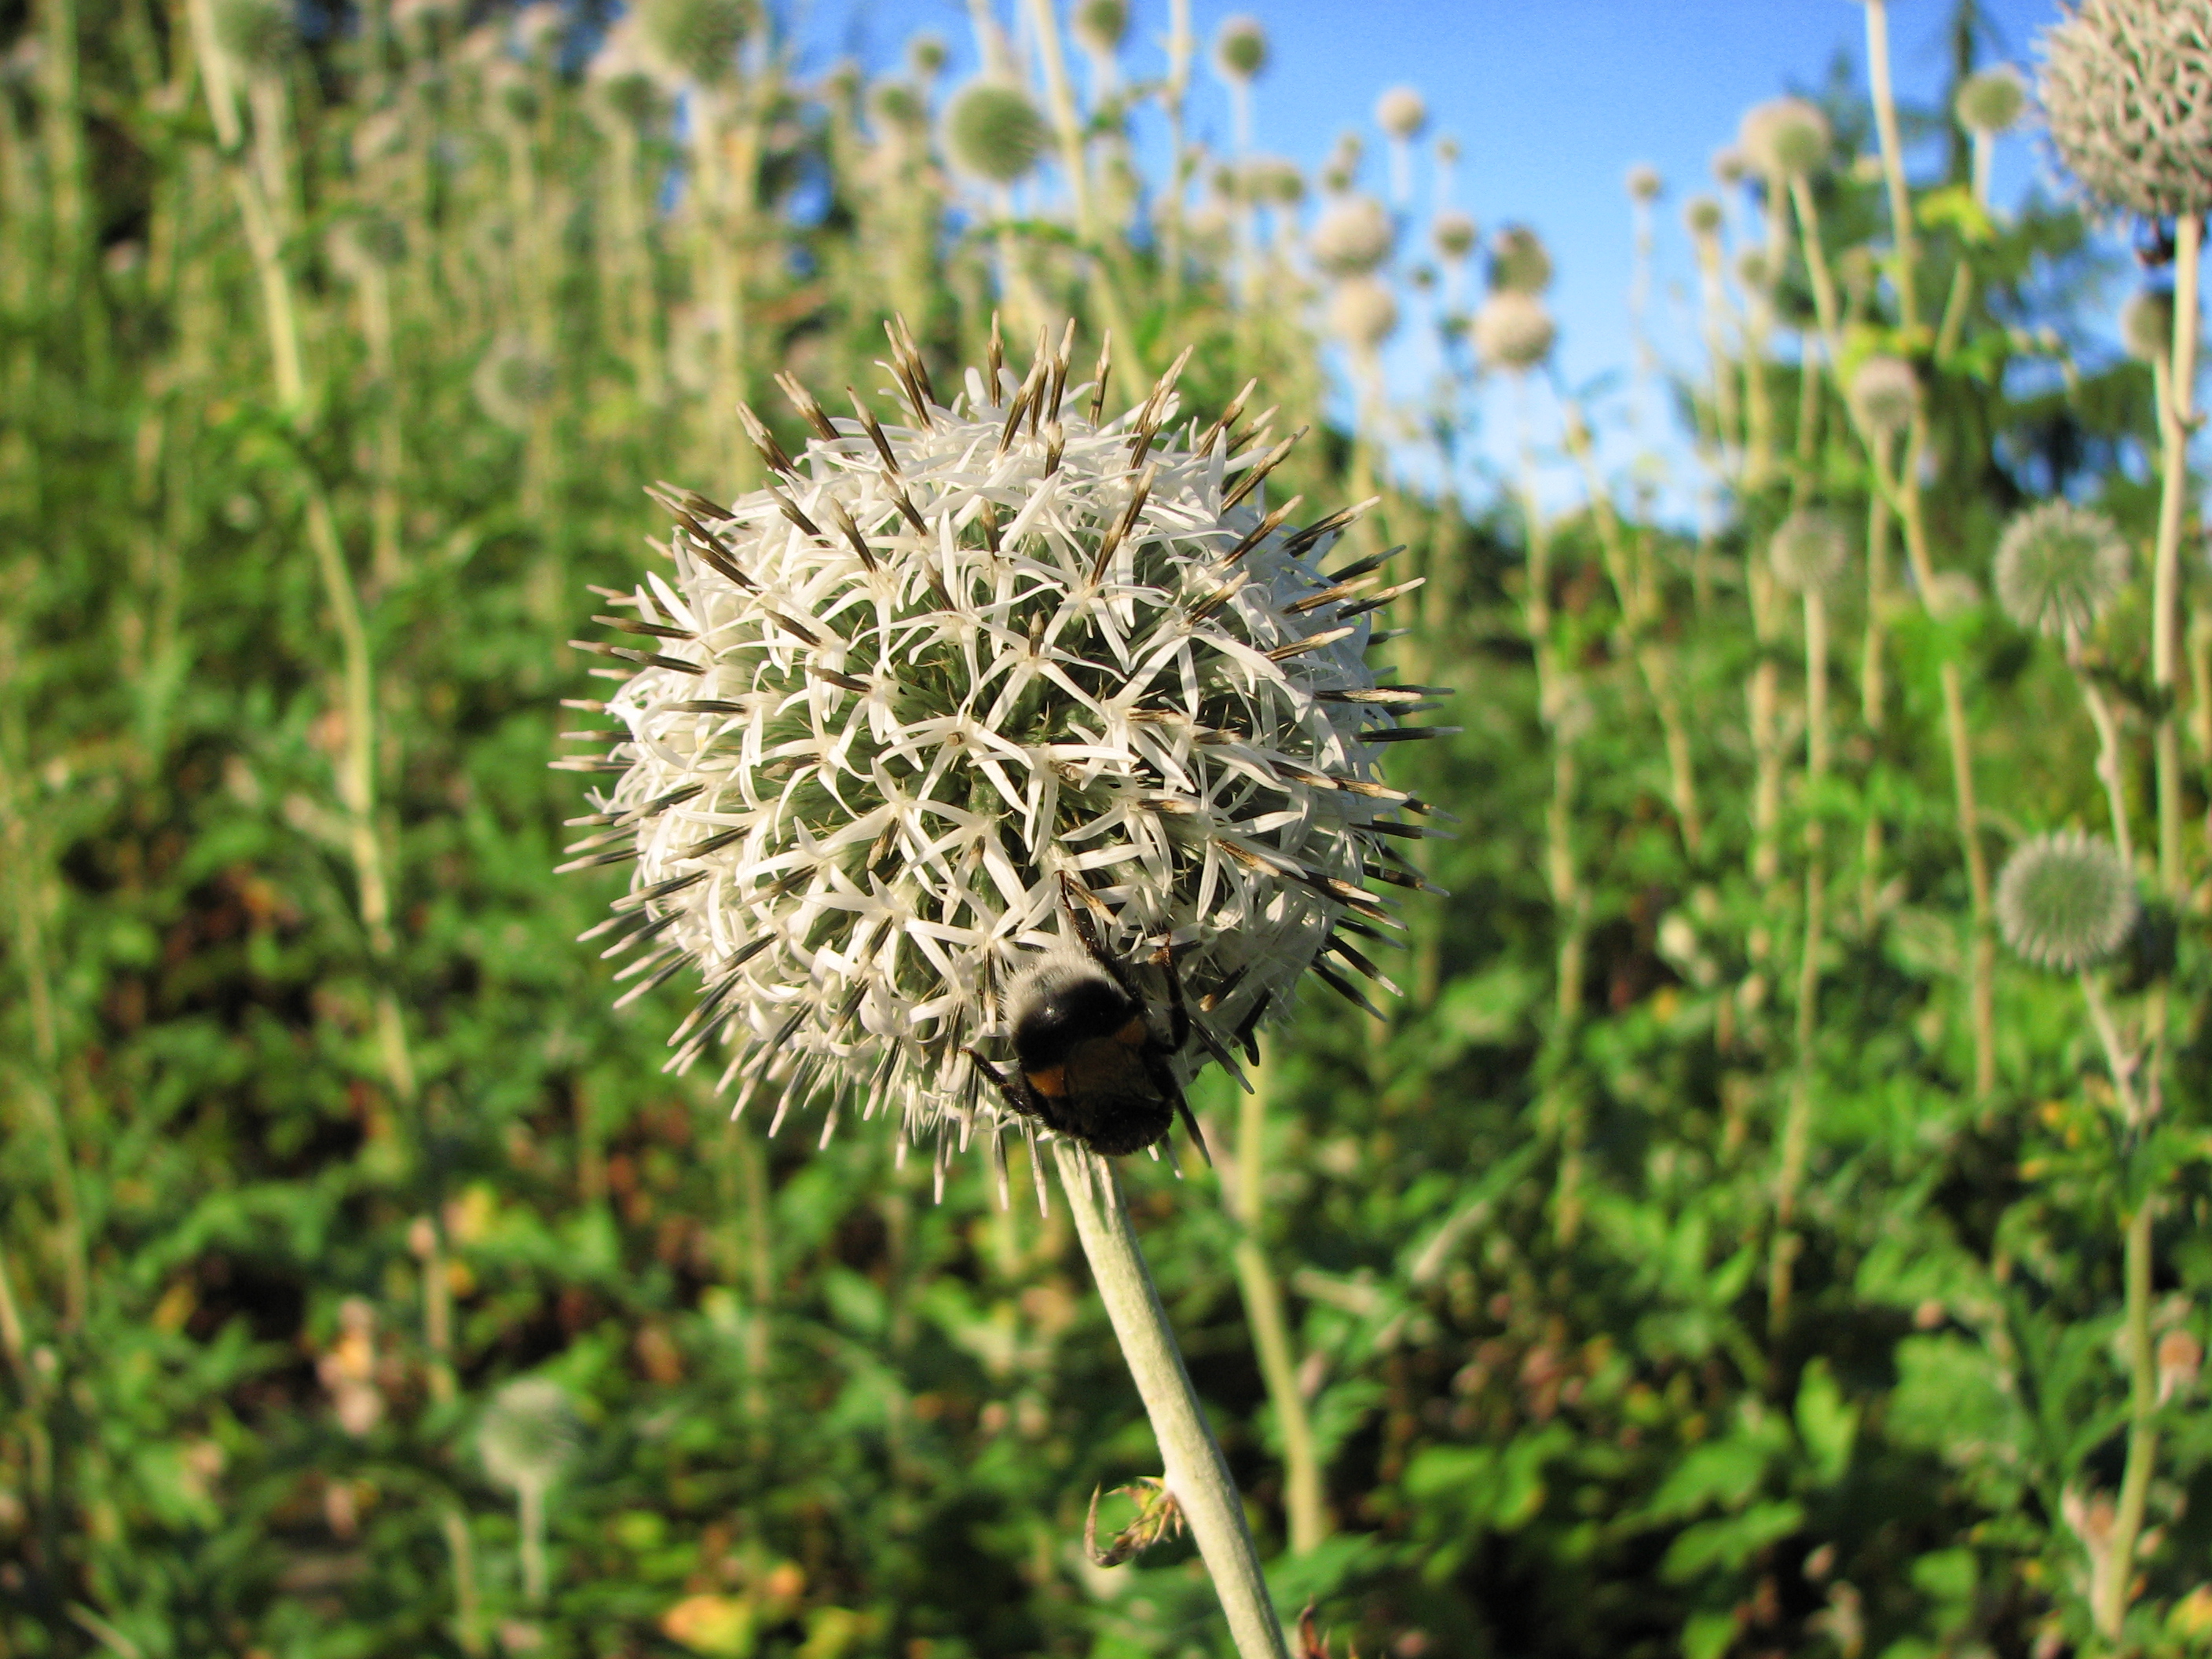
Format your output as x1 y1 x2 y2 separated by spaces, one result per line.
737 401 798 476
775 372 838 441
768 485 826 543
1090 461 1158 583
1088 332 1112 427
847 390 903 476
823 495 879 571
1221 427 1306 512
1282 496 1380 558
1197 378 1257 456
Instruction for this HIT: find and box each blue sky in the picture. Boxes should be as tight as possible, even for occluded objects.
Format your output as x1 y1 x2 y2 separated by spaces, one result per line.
789 1 2104 511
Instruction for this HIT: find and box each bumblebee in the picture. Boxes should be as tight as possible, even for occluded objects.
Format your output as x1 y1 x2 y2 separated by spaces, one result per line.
965 877 1207 1159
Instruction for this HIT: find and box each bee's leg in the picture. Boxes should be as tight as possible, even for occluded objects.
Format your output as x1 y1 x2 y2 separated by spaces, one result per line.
1059 872 1141 999
965 1047 1043 1124
1148 939 1191 1053
1141 1051 1211 1166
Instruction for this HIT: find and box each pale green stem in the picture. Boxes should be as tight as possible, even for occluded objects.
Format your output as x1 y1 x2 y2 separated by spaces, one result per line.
2153 216 2200 898
1226 1038 1328 1555
518 1480 549 1605
1023 0 1093 239
1862 0 1920 333
1053 1141 1289 1659
1771 588 1828 1335
2075 662 2135 873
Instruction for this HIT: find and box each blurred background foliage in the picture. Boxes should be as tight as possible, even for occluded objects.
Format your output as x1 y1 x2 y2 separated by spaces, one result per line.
2 0 2211 1654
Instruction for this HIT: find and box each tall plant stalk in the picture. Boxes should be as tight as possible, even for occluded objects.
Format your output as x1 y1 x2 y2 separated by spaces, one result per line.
1052 1142 1288 1659
2151 216 2201 897
1770 584 1829 1332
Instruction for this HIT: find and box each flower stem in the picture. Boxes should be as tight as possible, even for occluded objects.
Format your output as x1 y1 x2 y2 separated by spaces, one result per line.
2152 214 2200 899
1771 589 1829 1335
1052 1141 1288 1659
2102 1199 2159 1645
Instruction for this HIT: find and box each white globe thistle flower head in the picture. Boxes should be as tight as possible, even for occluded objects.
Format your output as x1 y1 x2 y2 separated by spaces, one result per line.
1309 195 1393 278
945 82 1049 185
2121 287 2177 362
1738 95 1833 182
559 326 1444 1185
1473 291 1555 373
1954 64 2028 135
1767 509 1851 593
1996 830 2137 972
1328 276 1399 353
478 1378 583 1496
2038 0 2212 218
1848 353 1921 438
1993 500 2132 642
473 335 558 431
1624 162 1664 204
1683 195 1723 239
1375 86 1428 141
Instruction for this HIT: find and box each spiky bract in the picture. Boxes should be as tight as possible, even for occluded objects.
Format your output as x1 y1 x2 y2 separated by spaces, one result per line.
2038 0 2212 218
1768 509 1851 593
478 1379 583 1495
1993 500 2132 639
1739 96 1832 181
1310 196 1393 278
945 83 1049 184
562 339 1430 1176
1995 831 2137 972
1473 291 1555 372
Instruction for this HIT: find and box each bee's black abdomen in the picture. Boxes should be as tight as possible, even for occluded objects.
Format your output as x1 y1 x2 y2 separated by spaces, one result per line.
1010 965 1134 1071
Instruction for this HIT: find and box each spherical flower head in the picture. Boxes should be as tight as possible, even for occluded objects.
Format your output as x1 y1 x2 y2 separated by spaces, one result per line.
562 338 1435 1170
1487 224 1552 296
513 1 566 58
1309 195 1393 278
1431 208 1477 262
1074 0 1129 56
1767 509 1850 593
1683 195 1723 237
487 58 540 125
1955 63 2028 134
474 335 558 431
2038 0 2212 218
907 33 948 80
635 0 756 89
328 211 408 278
1328 276 1399 351
1711 145 1747 187
1735 247 1773 291
1473 291 1555 372
870 80 925 135
478 1379 582 1496
1848 353 1921 437
2121 287 2176 362
945 82 1049 184
1245 155 1306 207
1624 162 1664 203
586 20 664 126
1738 95 1832 181
1214 15 1269 83
1996 830 2137 971
1375 86 1428 141
214 0 297 74
1994 500 2131 640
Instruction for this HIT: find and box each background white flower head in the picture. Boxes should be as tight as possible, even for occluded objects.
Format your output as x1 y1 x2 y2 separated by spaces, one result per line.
561 326 1444 1191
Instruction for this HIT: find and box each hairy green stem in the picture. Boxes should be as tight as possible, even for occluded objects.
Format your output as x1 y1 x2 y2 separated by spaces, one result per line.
1053 1141 1288 1659
1862 0 1920 334
1770 589 1828 1335
2152 216 2200 898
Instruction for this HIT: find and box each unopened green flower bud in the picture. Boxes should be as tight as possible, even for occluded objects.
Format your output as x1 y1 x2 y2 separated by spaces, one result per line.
1432 208 1477 262
1488 223 1551 295
1767 509 1851 592
636 0 756 87
1214 14 1268 83
1624 162 1663 203
907 32 947 79
945 82 1049 184
1996 830 2137 972
1954 64 2027 135
1074 0 1129 55
1848 354 1920 437
1738 95 1831 181
1683 195 1723 237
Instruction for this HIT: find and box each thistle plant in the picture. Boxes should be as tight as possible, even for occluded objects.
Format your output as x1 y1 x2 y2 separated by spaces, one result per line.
477 1377 583 1606
562 330 1436 1658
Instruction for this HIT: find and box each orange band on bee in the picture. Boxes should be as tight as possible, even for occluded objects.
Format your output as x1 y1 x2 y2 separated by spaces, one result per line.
1024 1064 1068 1098
1114 1016 1148 1047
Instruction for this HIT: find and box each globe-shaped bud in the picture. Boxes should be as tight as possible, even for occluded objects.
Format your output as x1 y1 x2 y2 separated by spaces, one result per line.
1244 154 1305 207
473 335 559 431
1328 276 1399 351
907 32 947 79
1074 0 1129 55
1996 831 2137 972
870 80 925 134
635 0 756 87
513 1 566 58
1473 291 1555 372
1432 208 1477 262
1993 500 2132 640
1954 63 2027 135
1683 195 1723 237
1767 509 1851 592
214 0 297 72
561 338 1436 1166
478 1379 582 1496
1488 224 1552 295
329 211 408 278
1735 247 1772 291
1624 162 1664 203
1739 95 1832 181
1711 145 1747 187
1309 195 1393 277
2121 288 2176 364
2038 0 2212 218
945 82 1049 184
1214 14 1269 83
1375 86 1428 141
1848 354 1921 437
487 58 540 125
